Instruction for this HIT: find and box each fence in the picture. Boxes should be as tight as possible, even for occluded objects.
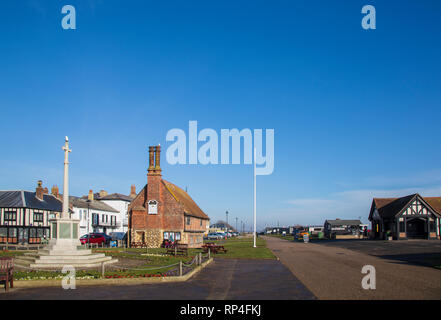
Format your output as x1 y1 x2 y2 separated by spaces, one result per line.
8 249 212 280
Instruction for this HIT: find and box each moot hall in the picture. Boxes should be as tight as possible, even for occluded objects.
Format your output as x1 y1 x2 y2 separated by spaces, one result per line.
128 145 210 248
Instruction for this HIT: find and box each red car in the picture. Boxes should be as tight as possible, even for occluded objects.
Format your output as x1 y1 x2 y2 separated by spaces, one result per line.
80 233 106 245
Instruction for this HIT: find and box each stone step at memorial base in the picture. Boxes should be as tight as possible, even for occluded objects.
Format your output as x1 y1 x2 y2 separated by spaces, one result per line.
15 252 118 269
36 248 93 256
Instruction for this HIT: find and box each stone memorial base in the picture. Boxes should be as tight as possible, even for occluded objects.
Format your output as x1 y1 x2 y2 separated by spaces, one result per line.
16 218 117 269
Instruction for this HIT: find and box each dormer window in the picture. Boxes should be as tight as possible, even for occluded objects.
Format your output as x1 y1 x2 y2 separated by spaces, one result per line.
148 200 158 214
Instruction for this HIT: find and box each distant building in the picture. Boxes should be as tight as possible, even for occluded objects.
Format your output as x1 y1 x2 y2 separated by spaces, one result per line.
91 186 136 233
306 225 324 234
210 221 235 232
369 194 441 240
264 227 290 235
0 181 62 244
324 219 362 239
128 146 210 248
70 192 120 236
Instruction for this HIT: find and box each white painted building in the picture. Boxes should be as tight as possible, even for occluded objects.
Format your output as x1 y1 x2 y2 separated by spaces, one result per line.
70 196 120 236
97 193 133 233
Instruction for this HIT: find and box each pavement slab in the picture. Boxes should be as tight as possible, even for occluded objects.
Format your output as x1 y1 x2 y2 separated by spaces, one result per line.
0 258 315 300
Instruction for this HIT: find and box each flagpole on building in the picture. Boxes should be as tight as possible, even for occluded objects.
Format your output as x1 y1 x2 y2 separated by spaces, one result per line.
253 147 257 248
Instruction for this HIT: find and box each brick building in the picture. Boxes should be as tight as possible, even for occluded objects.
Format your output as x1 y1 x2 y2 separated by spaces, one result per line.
128 145 210 248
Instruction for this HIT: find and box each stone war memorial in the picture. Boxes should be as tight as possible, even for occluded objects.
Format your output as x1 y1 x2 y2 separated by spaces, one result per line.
18 137 117 268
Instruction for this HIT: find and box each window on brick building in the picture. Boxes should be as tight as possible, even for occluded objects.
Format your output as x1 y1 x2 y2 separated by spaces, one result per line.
186 217 191 225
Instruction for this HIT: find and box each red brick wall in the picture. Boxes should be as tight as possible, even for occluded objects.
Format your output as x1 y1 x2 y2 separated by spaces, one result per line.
129 173 208 247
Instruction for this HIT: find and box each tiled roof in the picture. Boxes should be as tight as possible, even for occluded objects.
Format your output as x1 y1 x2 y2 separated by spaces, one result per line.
0 191 62 212
96 193 133 202
372 194 441 219
162 180 209 220
325 219 362 226
69 196 119 213
423 197 441 215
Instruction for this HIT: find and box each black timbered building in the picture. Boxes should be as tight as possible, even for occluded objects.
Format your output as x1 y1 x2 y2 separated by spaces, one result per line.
0 181 62 244
369 194 441 240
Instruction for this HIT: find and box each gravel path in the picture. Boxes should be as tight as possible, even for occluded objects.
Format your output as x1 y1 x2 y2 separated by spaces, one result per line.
264 236 441 300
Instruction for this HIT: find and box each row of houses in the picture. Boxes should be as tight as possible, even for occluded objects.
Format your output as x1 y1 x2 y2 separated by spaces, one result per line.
0 145 211 248
0 181 135 244
265 193 441 240
2 145 441 246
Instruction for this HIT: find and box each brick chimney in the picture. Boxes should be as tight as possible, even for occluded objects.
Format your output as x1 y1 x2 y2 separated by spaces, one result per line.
51 185 59 199
130 185 136 198
43 187 49 194
88 189 94 201
147 145 162 212
154 145 162 173
36 180 44 200
148 146 155 174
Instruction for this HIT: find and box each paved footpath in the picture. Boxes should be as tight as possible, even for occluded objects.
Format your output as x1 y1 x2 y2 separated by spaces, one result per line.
264 236 441 300
0 258 315 300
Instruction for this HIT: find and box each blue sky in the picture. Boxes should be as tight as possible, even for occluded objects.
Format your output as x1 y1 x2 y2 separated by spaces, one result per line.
1 0 441 230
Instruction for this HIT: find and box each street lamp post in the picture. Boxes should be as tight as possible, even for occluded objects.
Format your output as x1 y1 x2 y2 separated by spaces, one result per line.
235 217 238 233
86 200 91 235
225 210 229 232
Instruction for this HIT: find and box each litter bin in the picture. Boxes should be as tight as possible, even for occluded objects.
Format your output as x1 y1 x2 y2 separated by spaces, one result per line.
303 233 309 243
317 232 324 239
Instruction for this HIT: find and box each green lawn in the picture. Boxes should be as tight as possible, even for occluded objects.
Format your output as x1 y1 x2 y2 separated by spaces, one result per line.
0 250 25 257
92 247 205 265
206 237 276 259
5 238 275 280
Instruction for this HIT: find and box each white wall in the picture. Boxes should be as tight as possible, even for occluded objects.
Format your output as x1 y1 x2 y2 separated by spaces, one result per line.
99 199 130 233
71 206 120 237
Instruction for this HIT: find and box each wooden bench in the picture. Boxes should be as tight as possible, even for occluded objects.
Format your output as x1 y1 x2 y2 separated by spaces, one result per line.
0 257 14 291
166 244 188 256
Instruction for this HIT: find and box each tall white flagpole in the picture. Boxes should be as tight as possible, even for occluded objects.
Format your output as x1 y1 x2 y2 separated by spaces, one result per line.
253 147 257 248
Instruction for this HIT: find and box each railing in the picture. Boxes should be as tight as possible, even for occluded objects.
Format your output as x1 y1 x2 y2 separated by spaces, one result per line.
92 221 121 227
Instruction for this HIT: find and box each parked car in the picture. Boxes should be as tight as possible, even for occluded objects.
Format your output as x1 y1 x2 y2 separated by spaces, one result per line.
94 233 112 244
79 233 110 246
206 233 225 240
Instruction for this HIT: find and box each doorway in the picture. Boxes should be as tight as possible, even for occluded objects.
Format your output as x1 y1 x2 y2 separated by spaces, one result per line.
406 218 427 239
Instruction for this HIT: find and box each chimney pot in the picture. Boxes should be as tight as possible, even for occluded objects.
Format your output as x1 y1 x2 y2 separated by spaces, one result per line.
51 185 59 198
154 145 161 173
148 146 155 173
88 189 94 201
36 180 44 200
130 185 136 198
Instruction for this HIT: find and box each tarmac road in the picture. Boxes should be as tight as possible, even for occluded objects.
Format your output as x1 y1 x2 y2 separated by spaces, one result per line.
0 258 315 300
265 236 441 300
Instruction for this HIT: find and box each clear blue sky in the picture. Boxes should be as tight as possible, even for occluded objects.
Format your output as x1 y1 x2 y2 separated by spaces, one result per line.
1 1 441 230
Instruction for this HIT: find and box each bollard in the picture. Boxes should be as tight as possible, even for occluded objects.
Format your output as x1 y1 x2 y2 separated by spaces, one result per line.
199 252 202 265
208 248 211 259
179 260 183 277
101 262 105 278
